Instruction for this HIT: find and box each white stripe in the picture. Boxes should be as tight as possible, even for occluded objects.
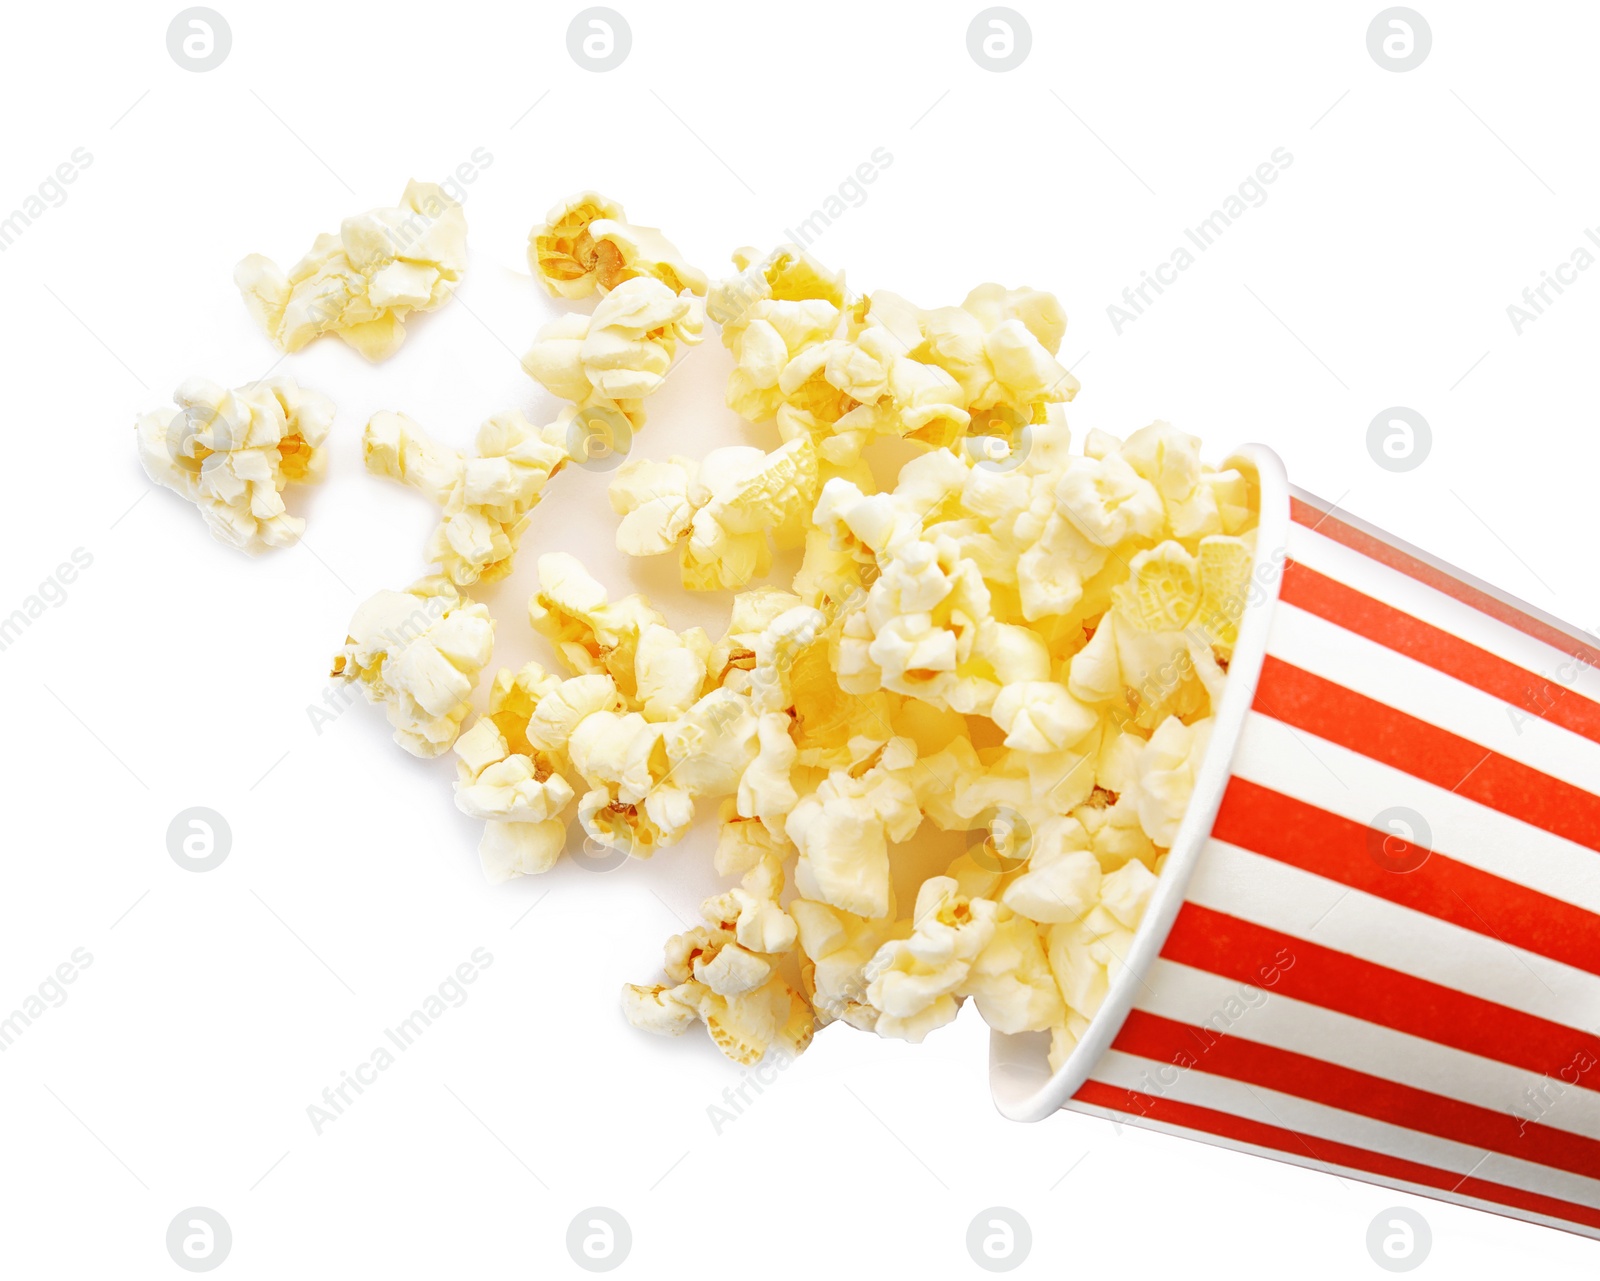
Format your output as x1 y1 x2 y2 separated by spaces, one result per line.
1091 1048 1600 1208
1269 601 1600 794
1064 1096 1600 1239
1232 712 1600 917
1135 958 1600 1143
1287 520 1600 707
1185 841 1600 1040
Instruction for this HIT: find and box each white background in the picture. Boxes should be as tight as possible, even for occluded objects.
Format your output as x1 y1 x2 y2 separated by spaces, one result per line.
2 0 1597 1274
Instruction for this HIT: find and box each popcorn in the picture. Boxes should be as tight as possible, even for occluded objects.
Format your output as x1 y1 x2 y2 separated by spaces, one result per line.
1115 540 1204 632
706 588 806 691
528 553 667 700
1042 856 1161 1070
1054 453 1166 550
363 409 570 585
453 717 573 825
621 973 812 1066
331 577 493 757
962 912 1067 1034
791 898 898 1032
1134 715 1214 848
634 624 711 721
917 284 1075 411
622 883 812 1064
522 276 704 430
837 532 1052 716
609 439 820 589
452 694 576 883
555 677 760 857
1120 422 1222 542
999 818 1103 923
991 681 1101 753
725 298 844 424
528 192 707 299
148 190 1280 1083
708 245 848 335
136 376 334 553
713 270 1082 471
787 738 922 919
285 212 1260 1074
864 875 1000 1041
479 820 567 883
528 674 627 754
235 180 466 361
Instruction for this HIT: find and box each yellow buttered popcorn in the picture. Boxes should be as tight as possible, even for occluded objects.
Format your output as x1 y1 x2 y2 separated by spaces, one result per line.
609 439 820 590
522 276 704 432
331 576 494 758
363 409 570 586
450 661 580 882
529 191 707 299
136 376 334 553
616 398 1257 1067
786 737 923 919
528 552 677 702
281 200 1263 1075
236 180 466 362
622 848 811 1065
863 874 1001 1042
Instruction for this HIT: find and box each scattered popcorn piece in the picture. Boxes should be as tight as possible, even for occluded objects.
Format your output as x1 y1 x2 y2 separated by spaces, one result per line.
708 244 848 334
528 553 665 689
478 818 567 883
136 376 334 553
1120 423 1221 541
648 974 812 1066
453 717 572 824
529 192 707 299
622 886 812 1064
522 276 704 430
331 577 493 757
363 409 570 585
918 284 1075 411
788 738 922 919
791 898 899 1032
235 180 466 361
609 439 821 589
453 711 576 883
961 911 1067 1034
864 875 1000 1042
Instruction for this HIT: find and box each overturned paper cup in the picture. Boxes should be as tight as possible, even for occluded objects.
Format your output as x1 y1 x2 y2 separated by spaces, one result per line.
992 444 1600 1240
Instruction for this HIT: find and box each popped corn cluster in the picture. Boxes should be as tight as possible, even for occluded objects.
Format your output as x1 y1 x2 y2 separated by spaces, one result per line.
362 409 570 587
511 208 1255 1072
152 182 1257 1081
235 180 467 362
617 402 1257 1067
522 193 709 441
330 576 494 758
135 375 334 553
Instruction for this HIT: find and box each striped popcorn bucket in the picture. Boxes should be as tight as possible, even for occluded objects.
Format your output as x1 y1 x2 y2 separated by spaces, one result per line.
990 444 1600 1239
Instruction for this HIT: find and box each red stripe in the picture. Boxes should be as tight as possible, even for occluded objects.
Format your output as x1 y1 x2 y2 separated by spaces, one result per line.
1161 904 1600 1092
1290 496 1600 672
1254 656 1600 854
1073 1079 1600 1232
1112 1009 1600 1183
1280 558 1600 746
1214 778 1600 978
